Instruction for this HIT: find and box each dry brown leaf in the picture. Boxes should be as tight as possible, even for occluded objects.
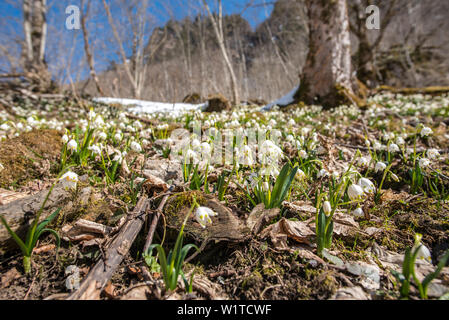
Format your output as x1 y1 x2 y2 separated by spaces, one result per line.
1 267 21 288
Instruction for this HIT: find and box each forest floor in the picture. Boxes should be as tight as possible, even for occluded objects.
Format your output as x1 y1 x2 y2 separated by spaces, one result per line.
0 92 449 300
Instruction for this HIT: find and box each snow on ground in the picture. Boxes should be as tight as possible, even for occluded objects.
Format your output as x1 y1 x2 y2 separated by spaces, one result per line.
261 85 299 111
94 97 207 115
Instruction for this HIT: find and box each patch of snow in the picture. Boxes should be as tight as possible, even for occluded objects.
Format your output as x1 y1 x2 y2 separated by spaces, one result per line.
261 85 299 111
94 97 208 115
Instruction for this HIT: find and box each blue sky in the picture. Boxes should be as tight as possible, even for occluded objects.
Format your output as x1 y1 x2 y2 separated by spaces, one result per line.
0 0 274 81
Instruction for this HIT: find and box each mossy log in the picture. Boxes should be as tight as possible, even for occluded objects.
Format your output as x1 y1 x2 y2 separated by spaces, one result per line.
0 184 71 254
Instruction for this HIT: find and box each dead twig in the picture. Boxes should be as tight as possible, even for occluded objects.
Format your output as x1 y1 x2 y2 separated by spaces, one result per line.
143 194 170 254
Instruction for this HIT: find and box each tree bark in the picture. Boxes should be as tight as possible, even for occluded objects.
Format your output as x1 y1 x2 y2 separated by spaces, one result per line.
80 0 105 96
295 0 358 109
22 0 52 92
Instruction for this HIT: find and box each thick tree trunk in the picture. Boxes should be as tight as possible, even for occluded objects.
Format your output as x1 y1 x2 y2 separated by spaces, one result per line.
295 0 358 108
22 0 52 92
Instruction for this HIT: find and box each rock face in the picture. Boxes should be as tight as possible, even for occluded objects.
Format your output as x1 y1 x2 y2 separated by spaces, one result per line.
204 94 231 112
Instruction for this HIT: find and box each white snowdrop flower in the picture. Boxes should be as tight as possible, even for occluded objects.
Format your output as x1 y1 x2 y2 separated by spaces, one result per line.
88 109 96 121
323 201 332 216
348 184 365 201
317 168 329 178
288 119 295 126
237 145 254 166
395 136 405 145
130 141 142 153
114 133 122 141
16 122 24 130
88 145 101 155
301 127 311 136
296 168 306 180
427 148 439 160
262 181 270 192
119 122 126 130
419 158 430 168
298 149 307 159
98 131 107 140
185 149 198 163
352 207 364 218
332 171 340 180
134 121 143 130
373 141 382 151
286 134 295 143
194 206 217 228
67 139 77 151
415 243 432 263
112 151 123 163
142 139 150 147
420 126 432 137
0 123 10 131
365 140 371 147
260 140 284 159
61 134 69 144
191 138 201 150
375 161 387 173
388 143 400 153
357 157 369 167
59 171 79 190
200 142 211 155
358 177 375 194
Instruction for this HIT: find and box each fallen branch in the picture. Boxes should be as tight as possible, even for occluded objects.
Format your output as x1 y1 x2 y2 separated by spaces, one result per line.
66 196 149 300
143 194 170 254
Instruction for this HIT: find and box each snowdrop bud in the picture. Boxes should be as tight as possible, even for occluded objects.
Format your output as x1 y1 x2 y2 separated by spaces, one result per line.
390 173 400 182
0 163 4 172
61 134 69 144
323 201 331 216
375 161 387 173
352 207 364 218
59 171 79 190
67 139 77 151
348 184 364 200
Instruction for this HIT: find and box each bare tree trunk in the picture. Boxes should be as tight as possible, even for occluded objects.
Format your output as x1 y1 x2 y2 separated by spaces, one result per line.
22 0 52 91
202 0 239 105
80 0 105 96
295 0 358 108
101 0 138 97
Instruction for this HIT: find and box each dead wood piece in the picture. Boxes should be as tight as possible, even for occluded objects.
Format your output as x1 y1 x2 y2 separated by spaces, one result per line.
143 194 170 254
66 196 149 300
0 184 72 253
